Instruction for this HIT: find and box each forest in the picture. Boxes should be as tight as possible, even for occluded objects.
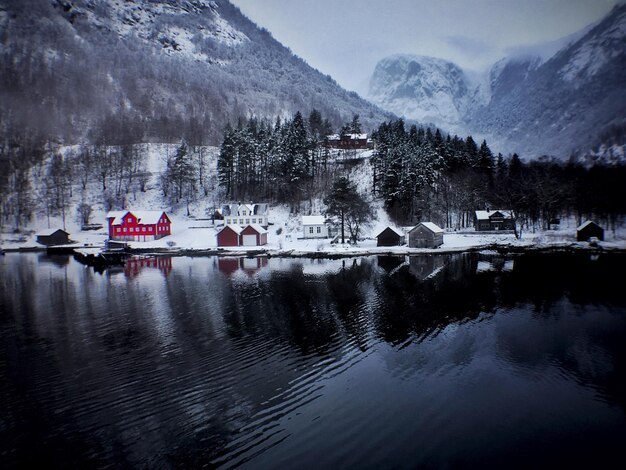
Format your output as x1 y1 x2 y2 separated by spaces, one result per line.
1 107 625 235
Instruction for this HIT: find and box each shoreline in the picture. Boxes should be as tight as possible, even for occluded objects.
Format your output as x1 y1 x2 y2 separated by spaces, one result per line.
4 241 626 259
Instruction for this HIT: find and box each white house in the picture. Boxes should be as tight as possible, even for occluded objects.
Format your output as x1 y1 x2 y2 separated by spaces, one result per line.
302 215 328 239
222 203 269 227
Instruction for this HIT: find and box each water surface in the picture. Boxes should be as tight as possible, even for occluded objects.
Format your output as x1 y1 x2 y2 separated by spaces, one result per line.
1 252 625 468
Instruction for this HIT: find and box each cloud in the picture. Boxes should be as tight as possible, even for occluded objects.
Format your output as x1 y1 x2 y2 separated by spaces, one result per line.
444 35 497 59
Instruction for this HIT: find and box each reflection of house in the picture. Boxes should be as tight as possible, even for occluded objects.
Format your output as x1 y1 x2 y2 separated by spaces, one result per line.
576 221 604 241
325 133 371 150
377 255 406 273
474 210 515 231
222 203 269 228
124 256 172 278
217 257 268 277
302 216 328 239
216 224 268 247
36 229 71 246
408 222 443 248
107 210 171 241
408 255 446 281
376 227 405 246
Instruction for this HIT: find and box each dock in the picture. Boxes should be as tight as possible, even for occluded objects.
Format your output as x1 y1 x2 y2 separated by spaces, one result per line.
73 247 128 270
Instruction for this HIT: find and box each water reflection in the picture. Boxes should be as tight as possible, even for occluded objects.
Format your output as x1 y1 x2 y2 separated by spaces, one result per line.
1 252 625 468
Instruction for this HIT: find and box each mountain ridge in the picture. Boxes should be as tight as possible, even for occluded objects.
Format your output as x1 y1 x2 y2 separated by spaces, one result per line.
368 3 626 158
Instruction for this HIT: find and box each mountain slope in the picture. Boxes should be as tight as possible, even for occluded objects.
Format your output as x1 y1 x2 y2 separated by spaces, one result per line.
368 54 483 133
0 0 394 145
470 3 626 157
368 4 626 158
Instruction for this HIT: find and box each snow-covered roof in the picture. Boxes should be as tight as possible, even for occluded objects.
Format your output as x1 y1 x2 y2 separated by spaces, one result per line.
130 211 167 225
106 211 127 223
409 222 444 233
219 225 243 235
245 224 268 234
327 133 368 140
302 215 326 225
37 228 68 236
475 210 512 220
577 220 602 231
375 226 404 237
107 210 166 225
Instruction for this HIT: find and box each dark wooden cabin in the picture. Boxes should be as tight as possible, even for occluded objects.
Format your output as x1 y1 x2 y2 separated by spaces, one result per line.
376 227 405 246
474 210 515 231
576 221 604 241
36 229 70 246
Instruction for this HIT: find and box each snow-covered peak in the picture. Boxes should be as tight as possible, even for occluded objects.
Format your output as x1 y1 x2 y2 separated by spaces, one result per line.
368 54 476 131
52 0 248 63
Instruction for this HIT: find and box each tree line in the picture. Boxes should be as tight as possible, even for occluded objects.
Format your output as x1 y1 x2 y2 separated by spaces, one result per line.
217 110 362 205
372 119 626 234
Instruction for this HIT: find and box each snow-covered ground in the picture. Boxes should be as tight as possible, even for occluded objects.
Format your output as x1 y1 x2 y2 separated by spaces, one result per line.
2 143 625 256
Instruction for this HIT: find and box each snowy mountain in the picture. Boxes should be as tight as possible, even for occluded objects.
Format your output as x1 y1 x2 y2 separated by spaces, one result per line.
368 54 485 133
368 3 626 158
0 0 393 145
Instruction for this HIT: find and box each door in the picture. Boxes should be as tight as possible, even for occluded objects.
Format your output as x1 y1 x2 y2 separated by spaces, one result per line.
242 234 257 246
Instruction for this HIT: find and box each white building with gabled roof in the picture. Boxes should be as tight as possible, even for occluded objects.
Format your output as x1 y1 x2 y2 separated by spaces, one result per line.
302 215 328 239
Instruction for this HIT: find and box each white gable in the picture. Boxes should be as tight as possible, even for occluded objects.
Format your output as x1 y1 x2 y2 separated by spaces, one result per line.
419 222 444 233
302 215 326 225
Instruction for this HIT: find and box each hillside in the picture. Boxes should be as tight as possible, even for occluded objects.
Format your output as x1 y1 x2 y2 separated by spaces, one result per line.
0 0 394 146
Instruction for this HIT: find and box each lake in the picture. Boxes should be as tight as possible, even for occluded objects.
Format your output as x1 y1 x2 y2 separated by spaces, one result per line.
1 251 625 468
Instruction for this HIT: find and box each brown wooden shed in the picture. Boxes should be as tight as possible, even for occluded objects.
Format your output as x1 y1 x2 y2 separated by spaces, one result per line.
36 229 71 246
576 221 604 241
376 227 405 246
408 222 444 248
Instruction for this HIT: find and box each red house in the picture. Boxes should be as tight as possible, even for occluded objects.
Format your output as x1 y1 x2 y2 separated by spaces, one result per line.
216 224 268 247
107 210 172 242
216 225 242 247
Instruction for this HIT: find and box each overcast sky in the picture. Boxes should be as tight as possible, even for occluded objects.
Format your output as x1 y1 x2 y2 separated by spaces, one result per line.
230 0 619 95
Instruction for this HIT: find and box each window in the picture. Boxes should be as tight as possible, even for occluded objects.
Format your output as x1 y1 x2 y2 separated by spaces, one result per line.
130 227 134 232
128 217 133 223
117 227 121 233
142 227 146 232
239 219 244 224
149 227 153 232
317 227 321 234
252 218 256 224
309 227 314 234
123 227 127 233
246 219 250 224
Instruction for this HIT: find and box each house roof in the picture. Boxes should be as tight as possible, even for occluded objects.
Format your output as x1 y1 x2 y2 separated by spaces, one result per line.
218 225 243 235
327 133 368 140
243 224 268 234
302 215 326 225
577 220 602 231
37 228 69 236
475 210 513 220
375 226 404 238
107 210 167 225
409 222 444 234
130 211 168 225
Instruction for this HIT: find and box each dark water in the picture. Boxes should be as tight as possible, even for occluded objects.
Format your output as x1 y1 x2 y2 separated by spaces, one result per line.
1 252 626 468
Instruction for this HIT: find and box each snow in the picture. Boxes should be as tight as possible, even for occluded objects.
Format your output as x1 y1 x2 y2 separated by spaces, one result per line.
302 216 326 225
416 222 443 234
375 226 404 238
576 220 599 231
475 210 512 220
